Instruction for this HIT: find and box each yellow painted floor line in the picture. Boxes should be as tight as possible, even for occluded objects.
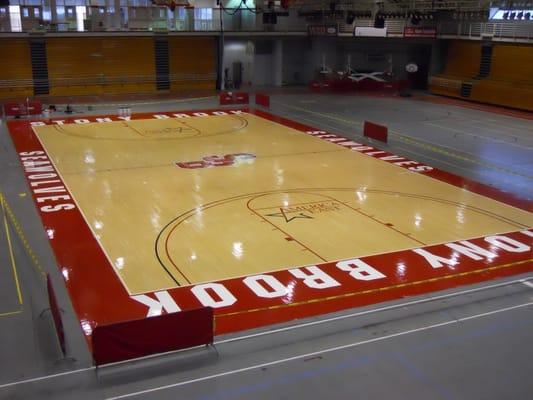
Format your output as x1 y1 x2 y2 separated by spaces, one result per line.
217 258 532 318
2 199 23 306
0 193 46 279
0 309 23 318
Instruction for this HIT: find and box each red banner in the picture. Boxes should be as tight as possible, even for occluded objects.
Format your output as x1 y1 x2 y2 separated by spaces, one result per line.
404 27 437 38
308 24 338 36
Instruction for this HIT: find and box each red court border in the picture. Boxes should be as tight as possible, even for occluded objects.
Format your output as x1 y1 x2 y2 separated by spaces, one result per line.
6 108 532 349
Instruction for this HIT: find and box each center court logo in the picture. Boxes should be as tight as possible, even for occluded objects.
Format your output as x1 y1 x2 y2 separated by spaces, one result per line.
176 153 256 169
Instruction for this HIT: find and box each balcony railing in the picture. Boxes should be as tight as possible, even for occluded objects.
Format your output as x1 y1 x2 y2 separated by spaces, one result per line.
0 5 532 42
439 20 533 40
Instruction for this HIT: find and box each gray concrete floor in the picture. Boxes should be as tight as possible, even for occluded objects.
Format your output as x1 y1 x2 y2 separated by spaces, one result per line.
0 90 531 400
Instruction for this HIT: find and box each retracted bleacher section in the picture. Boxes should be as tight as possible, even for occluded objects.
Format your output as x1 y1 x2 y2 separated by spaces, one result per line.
469 43 533 111
0 39 34 99
428 41 481 98
430 40 533 111
0 37 216 99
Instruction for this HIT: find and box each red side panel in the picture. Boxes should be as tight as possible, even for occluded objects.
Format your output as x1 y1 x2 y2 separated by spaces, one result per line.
219 92 234 105
4 101 42 116
255 93 270 108
234 92 249 104
92 307 214 365
47 274 66 355
364 121 388 143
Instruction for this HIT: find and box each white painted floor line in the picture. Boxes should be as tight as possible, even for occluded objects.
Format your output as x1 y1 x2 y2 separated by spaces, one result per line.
522 280 533 289
106 301 533 400
485 118 533 134
441 118 533 143
216 276 533 345
0 367 96 389
425 121 533 150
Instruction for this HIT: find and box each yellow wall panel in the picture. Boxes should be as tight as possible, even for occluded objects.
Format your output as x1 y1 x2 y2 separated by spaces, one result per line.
47 37 156 95
429 84 461 98
443 40 481 78
169 37 216 92
471 81 533 111
490 43 533 82
0 39 33 99
100 37 155 78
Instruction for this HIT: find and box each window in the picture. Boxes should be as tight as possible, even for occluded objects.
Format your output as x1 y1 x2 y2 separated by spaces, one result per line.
194 8 212 30
194 8 212 20
22 7 29 17
129 0 150 6
42 6 51 21
76 5 85 31
65 0 86 6
9 5 22 32
176 6 186 20
34 7 39 17
56 5 65 19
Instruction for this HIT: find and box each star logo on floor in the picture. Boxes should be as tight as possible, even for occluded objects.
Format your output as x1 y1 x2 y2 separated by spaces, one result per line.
265 208 314 223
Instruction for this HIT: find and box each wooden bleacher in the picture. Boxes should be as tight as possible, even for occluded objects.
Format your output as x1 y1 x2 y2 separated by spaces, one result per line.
430 40 533 111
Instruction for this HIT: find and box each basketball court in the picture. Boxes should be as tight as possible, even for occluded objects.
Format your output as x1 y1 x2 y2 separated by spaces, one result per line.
1 0 533 396
7 107 532 340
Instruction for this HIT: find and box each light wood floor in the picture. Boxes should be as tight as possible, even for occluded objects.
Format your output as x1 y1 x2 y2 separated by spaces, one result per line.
34 113 533 294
